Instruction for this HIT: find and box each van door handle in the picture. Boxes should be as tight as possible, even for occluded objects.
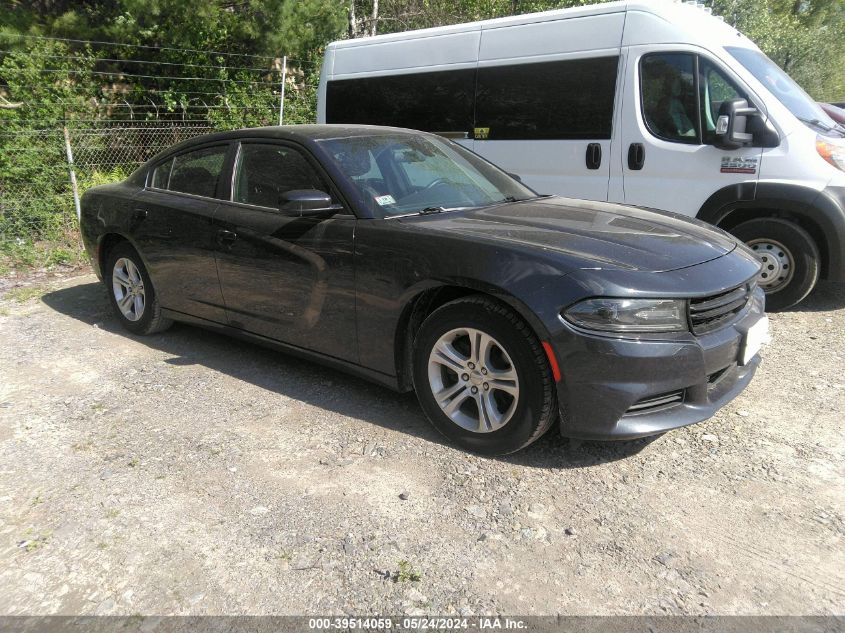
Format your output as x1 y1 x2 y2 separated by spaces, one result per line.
586 143 602 170
628 143 645 170
216 229 238 247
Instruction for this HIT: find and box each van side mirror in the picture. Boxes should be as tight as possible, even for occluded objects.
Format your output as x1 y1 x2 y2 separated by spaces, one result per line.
279 189 339 217
714 99 756 149
713 99 780 150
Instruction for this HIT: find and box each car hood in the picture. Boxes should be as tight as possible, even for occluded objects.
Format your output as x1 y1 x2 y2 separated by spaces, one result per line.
398 196 737 273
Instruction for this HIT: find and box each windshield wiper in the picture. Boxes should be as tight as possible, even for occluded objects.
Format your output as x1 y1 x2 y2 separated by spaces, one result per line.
385 206 464 219
493 194 548 205
798 116 835 133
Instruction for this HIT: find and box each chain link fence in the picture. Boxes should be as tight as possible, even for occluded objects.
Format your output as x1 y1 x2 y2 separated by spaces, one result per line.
1 122 217 255
0 36 319 268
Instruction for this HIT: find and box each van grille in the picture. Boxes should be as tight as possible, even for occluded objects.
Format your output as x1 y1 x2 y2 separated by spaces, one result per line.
688 283 754 335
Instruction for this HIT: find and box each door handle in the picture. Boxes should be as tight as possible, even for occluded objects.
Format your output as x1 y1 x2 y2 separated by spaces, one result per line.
216 229 238 246
627 143 645 170
586 143 602 170
132 208 148 222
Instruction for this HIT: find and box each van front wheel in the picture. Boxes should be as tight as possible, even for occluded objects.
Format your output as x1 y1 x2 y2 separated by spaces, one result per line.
730 218 819 311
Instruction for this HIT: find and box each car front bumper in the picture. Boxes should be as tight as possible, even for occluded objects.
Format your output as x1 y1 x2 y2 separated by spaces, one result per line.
552 288 766 440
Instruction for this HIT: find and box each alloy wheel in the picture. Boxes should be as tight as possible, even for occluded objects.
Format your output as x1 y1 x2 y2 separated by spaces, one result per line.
112 257 146 322
427 327 520 433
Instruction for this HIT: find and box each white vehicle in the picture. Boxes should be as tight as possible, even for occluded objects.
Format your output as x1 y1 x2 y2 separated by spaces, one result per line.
317 0 845 310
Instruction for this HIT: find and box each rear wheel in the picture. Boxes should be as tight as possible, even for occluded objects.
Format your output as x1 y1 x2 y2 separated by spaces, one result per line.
730 218 820 311
412 295 557 455
105 241 172 335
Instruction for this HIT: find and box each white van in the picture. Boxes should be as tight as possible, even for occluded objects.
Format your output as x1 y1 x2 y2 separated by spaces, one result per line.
317 0 845 310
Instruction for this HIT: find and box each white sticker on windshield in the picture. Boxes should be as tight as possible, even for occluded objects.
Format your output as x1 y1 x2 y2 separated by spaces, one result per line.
374 194 396 206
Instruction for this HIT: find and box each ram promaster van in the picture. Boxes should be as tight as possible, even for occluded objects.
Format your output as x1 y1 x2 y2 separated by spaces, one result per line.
317 0 845 310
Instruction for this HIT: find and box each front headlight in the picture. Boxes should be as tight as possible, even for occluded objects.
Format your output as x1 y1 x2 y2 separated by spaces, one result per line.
816 135 845 172
563 298 688 333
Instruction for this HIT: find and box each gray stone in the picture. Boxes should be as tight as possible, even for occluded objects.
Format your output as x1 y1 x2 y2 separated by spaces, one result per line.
465 505 486 519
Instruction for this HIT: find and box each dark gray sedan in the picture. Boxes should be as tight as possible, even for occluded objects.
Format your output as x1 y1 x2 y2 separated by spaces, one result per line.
80 125 767 454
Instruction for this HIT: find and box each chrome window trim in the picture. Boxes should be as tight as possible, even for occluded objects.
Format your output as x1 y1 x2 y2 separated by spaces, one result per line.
144 186 222 204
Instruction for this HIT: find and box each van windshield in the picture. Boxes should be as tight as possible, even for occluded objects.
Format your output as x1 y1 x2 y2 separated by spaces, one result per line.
726 47 839 134
317 134 538 217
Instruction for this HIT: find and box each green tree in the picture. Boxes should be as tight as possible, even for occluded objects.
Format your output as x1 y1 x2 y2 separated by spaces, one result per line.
712 0 845 100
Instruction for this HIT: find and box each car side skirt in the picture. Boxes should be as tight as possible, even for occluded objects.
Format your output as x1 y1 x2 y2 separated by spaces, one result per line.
160 308 403 392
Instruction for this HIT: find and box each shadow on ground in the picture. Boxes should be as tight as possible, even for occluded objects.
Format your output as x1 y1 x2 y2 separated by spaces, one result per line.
42 281 658 469
787 280 845 313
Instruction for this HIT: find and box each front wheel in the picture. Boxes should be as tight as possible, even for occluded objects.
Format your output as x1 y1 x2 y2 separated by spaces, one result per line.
730 218 820 311
412 296 557 455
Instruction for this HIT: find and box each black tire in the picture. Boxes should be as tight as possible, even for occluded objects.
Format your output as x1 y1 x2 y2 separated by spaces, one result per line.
104 241 172 335
412 295 557 455
730 218 820 312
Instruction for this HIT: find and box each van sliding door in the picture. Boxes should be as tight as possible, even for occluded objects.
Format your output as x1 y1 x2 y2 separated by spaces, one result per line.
473 13 624 201
472 55 618 200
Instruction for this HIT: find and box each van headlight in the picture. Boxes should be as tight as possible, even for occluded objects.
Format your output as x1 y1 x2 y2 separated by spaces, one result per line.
817 135 845 172
563 298 688 333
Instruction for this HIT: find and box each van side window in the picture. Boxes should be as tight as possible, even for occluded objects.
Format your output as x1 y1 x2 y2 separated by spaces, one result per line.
325 69 475 135
640 53 699 144
475 56 618 140
699 58 747 144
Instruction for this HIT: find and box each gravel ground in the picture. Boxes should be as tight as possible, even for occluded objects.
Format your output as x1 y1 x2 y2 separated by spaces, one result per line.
0 272 843 616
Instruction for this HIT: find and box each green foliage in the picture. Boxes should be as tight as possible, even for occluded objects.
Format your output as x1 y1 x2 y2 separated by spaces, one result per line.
0 0 843 274
712 0 845 101
395 559 422 582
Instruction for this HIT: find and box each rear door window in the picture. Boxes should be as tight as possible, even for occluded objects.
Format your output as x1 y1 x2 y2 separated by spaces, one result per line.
150 158 173 189
167 145 229 198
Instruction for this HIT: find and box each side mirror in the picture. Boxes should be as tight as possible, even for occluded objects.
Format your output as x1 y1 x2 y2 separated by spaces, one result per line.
714 98 757 149
279 189 339 217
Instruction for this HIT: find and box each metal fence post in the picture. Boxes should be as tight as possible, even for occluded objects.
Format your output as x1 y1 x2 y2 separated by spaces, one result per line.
278 55 287 126
62 126 81 222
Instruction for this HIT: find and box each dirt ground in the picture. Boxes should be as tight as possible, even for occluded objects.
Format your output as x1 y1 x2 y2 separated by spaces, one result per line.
0 271 843 616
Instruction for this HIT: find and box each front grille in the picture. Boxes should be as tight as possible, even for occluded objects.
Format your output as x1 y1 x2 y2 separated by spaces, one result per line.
688 282 754 335
625 389 685 415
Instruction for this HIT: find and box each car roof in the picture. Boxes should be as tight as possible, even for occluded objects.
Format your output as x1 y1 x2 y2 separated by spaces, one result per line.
130 124 438 183
168 124 427 151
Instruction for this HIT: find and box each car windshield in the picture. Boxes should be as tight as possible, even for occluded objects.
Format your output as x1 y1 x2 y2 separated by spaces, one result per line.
316 133 538 217
726 46 839 133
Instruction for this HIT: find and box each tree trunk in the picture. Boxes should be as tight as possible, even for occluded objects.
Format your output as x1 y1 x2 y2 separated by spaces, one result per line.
348 2 358 38
371 0 379 36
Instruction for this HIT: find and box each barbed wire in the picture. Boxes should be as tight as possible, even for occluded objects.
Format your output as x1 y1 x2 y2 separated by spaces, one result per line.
0 33 318 65
0 36 321 251
0 50 283 73
26 69 283 84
